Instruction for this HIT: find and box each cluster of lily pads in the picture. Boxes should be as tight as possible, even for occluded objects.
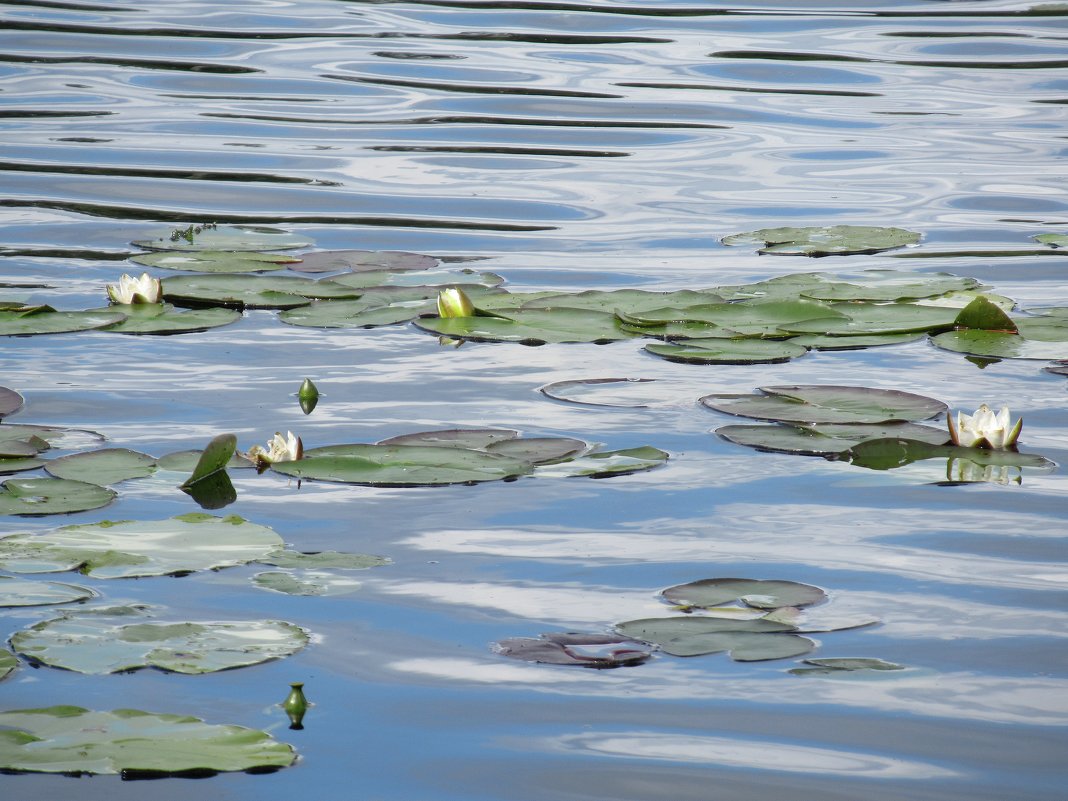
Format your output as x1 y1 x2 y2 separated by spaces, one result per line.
496 577 902 673
2 224 1067 366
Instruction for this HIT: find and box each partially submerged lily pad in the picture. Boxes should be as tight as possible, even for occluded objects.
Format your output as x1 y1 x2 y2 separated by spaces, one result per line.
789 657 905 676
11 607 308 674
615 616 815 661
662 578 826 610
256 550 391 569
0 706 296 775
252 571 364 596
0 651 15 681
701 385 946 425
931 329 1068 361
837 438 1054 473
495 632 652 668
716 421 948 456
722 225 921 256
0 308 126 337
535 446 669 478
0 575 94 607
44 448 157 486
133 224 311 253
0 513 284 577
129 250 299 273
1034 233 1068 248
0 386 23 419
287 249 438 273
0 478 115 516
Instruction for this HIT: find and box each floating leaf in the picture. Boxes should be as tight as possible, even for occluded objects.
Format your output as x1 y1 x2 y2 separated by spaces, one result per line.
700 385 946 425
621 299 843 337
414 308 634 345
486 437 587 465
0 651 15 681
0 513 284 578
156 449 252 472
133 224 311 252
1034 233 1068 248
270 444 533 486
11 607 307 674
0 706 296 775
716 421 948 456
952 296 1018 332
645 338 808 365
663 578 826 610
252 571 363 596
789 657 905 676
788 332 925 350
722 225 921 256
0 424 105 451
0 478 115 516
0 309 126 337
287 249 438 273
278 290 440 329
0 386 23 419
495 633 652 668
97 303 241 335
376 428 519 449
931 329 1068 360
799 271 980 302
538 378 669 408
256 550 390 569
44 448 157 486
162 274 359 310
838 438 1054 472
780 303 957 336
615 617 814 661
129 250 298 273
180 434 236 488
0 576 94 607
536 446 669 478
329 268 503 290
523 288 726 315
0 457 45 475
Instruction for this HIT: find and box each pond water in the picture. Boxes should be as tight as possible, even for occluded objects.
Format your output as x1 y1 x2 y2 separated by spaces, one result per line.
1 0 1067 798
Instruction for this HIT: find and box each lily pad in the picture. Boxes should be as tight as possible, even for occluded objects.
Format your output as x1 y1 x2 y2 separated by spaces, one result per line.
180 433 237 488
44 448 157 486
287 249 438 273
0 513 284 578
414 308 634 345
838 438 1054 472
662 578 826 610
0 424 105 451
0 308 126 336
132 224 311 252
716 421 948 456
486 437 587 465
0 457 45 475
1034 233 1068 248
329 268 504 290
789 657 905 676
798 271 980 302
615 617 815 661
722 225 921 256
98 303 241 335
270 444 533 486
700 385 946 425
0 706 296 775
0 576 94 607
252 571 364 596
620 299 843 337
780 303 957 336
522 288 727 315
0 386 23 418
11 607 308 674
788 332 925 350
162 274 360 310
538 378 669 408
279 291 438 329
377 428 519 449
257 550 390 569
0 478 115 516
495 632 652 668
156 449 253 472
129 250 299 273
535 446 669 478
931 329 1068 360
645 338 808 365
0 651 15 681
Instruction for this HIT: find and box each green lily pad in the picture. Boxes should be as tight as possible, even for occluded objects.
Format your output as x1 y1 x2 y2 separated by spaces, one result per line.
662 578 826 610
952 296 1018 332
129 250 299 273
180 434 237 488
787 332 925 350
0 513 284 577
279 292 436 329
44 448 157 486
722 225 921 256
486 437 588 465
522 288 726 315
162 274 359 310
715 272 834 302
0 457 45 475
0 308 126 336
1034 233 1068 248
0 706 296 775
329 268 504 290
0 386 23 418
789 657 905 676
0 424 105 451
97 303 241 335
0 576 94 607
377 428 520 449
716 421 948 456
621 299 843 337
133 224 311 252
156 449 253 472
615 617 814 660
799 271 980 302
645 338 808 364
0 478 115 516
701 385 946 425
0 651 15 681
838 438 1054 472
495 632 652 668
270 444 533 486
256 550 390 569
414 308 634 345
11 607 307 674
931 329 1068 360
535 446 669 478
780 303 958 336
0 436 44 458
538 378 668 408
252 571 364 596
287 249 439 273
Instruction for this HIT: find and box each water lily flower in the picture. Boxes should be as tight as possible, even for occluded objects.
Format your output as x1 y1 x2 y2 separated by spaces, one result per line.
947 404 1022 450
106 272 162 305
246 431 303 468
437 287 474 318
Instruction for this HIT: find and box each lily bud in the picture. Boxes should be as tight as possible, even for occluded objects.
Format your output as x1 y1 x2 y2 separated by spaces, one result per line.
437 287 475 318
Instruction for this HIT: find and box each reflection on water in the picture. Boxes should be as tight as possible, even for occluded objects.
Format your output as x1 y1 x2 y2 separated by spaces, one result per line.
1 0 1067 799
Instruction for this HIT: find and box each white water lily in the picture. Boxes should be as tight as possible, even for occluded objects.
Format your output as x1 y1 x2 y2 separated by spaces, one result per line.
947 404 1022 450
106 273 162 305
246 431 303 468
437 287 474 318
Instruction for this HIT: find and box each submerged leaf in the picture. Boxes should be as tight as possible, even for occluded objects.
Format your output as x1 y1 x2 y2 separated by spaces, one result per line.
252 571 363 596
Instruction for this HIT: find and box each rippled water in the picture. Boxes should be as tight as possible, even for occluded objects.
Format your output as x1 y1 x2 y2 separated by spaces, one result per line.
1 1 1067 799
